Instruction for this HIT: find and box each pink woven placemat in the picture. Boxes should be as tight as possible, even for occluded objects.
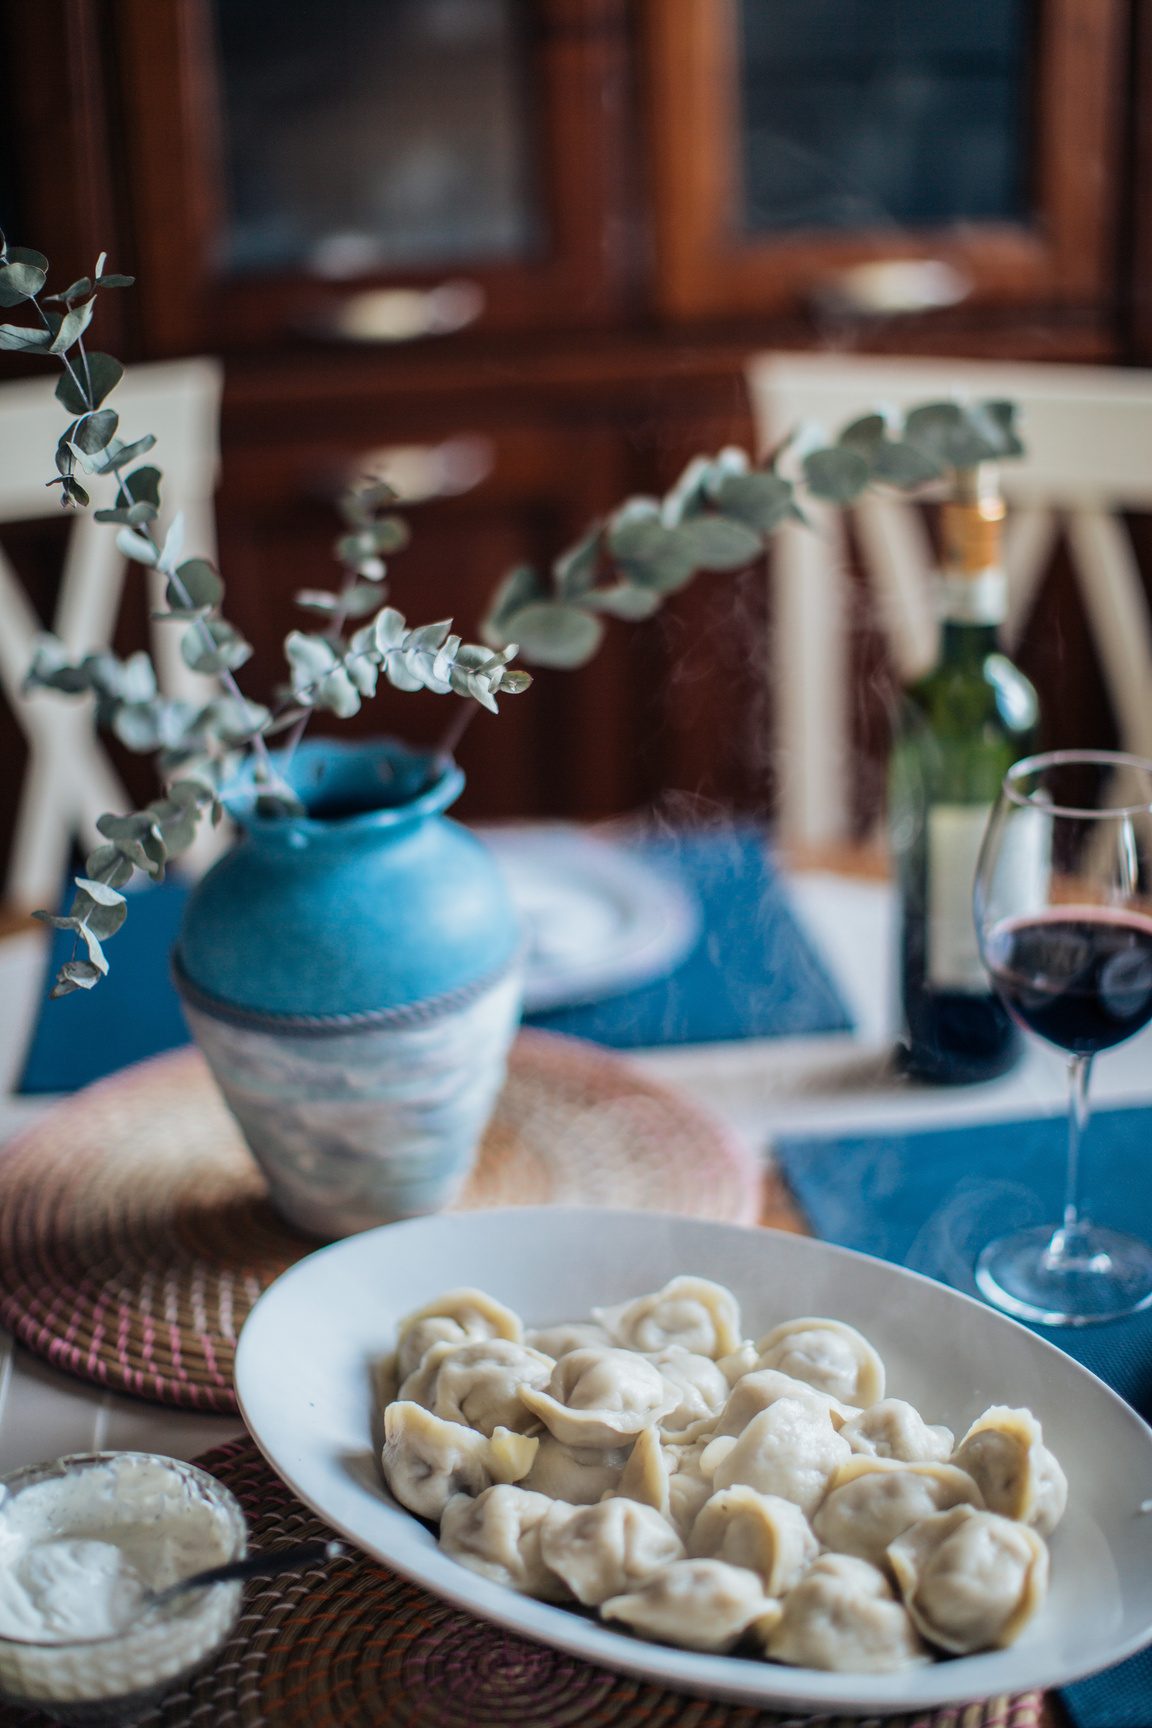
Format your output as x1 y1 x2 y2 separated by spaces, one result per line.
0 1436 1050 1727
0 1030 759 1412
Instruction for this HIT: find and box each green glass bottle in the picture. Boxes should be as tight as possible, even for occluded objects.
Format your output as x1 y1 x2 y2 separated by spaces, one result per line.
889 464 1039 1083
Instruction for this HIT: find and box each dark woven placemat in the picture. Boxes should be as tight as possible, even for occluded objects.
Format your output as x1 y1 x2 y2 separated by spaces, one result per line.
0 1437 1049 1728
0 1032 759 1412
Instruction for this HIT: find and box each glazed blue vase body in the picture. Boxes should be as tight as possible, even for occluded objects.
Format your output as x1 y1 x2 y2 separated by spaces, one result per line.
173 738 522 1238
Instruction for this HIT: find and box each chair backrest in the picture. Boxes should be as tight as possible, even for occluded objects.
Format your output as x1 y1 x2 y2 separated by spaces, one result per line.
0 358 224 907
746 354 1152 847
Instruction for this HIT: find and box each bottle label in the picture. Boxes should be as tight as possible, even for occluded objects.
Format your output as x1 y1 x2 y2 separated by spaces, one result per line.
926 804 994 991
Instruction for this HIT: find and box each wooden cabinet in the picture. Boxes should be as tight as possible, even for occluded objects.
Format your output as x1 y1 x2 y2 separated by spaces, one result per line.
1 0 1148 841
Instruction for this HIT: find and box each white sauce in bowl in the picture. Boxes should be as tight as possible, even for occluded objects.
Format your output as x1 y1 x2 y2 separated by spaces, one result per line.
0 1453 246 1710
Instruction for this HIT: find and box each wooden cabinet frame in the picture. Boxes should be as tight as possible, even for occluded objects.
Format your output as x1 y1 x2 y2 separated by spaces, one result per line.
643 0 1128 321
113 0 634 354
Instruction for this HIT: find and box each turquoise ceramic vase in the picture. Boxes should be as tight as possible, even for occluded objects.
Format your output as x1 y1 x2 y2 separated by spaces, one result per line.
172 737 522 1238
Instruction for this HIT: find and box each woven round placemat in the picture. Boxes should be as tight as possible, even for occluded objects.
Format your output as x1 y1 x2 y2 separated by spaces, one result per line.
0 1437 1049 1728
0 1031 759 1412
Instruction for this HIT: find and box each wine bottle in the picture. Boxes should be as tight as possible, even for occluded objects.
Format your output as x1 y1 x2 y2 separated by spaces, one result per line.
889 463 1039 1083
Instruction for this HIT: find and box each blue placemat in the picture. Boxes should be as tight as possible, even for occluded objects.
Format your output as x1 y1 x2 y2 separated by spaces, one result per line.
19 829 851 1093
774 1105 1152 1728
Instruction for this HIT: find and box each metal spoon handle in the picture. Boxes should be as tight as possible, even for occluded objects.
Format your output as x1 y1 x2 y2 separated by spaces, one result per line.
151 1540 344 1606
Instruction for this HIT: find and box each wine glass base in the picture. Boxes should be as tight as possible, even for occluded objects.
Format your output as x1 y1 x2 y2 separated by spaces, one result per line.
976 1224 1152 1326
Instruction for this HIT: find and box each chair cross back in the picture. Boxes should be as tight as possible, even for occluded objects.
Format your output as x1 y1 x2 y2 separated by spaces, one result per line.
747 354 1152 847
0 358 223 908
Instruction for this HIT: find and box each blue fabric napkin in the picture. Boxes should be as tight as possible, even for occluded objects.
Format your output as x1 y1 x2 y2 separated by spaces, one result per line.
774 1105 1152 1728
18 829 850 1092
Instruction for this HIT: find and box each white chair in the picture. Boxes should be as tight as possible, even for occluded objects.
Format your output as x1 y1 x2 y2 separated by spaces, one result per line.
0 359 224 907
747 354 1152 848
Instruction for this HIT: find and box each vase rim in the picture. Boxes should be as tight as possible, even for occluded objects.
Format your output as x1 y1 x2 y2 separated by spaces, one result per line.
224 736 464 838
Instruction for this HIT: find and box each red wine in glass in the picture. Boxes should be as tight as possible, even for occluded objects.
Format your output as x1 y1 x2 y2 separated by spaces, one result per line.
985 908 1152 1055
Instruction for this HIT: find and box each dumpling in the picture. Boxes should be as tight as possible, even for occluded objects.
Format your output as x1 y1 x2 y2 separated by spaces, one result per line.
664 1439 716 1541
649 1346 729 1438
594 1277 741 1360
951 1406 1068 1537
689 1486 818 1595
716 1342 761 1385
401 1338 554 1437
519 1348 677 1448
812 1458 984 1569
540 1498 684 1605
601 1558 778 1653
439 1486 570 1599
520 1436 629 1505
380 1401 537 1519
611 1424 672 1521
764 1552 928 1673
840 1400 953 1464
395 1288 522 1381
755 1318 885 1407
712 1397 851 1515
524 1322 611 1357
715 1369 853 1439
887 1505 1049 1654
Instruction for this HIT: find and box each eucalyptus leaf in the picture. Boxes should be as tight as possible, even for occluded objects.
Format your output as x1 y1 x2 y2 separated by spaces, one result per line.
55 353 123 414
582 583 662 620
0 260 47 306
48 296 95 354
170 558 223 611
553 529 601 597
838 414 887 456
481 564 547 644
3 246 48 270
710 470 793 532
802 445 871 504
126 465 161 508
85 844 134 890
0 323 52 352
181 618 252 675
871 439 941 488
608 519 697 592
44 276 91 303
501 601 604 669
94 273 134 288
63 477 89 508
73 409 118 455
116 527 157 565
677 515 762 570
56 960 103 990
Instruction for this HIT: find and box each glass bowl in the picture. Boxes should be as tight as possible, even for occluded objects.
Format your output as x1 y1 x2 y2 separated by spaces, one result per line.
0 1451 246 1725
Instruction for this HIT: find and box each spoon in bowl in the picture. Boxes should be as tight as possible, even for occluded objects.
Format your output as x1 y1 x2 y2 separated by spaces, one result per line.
146 1540 345 1609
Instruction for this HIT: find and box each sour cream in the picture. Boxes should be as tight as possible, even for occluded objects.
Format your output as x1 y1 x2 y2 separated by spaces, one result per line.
0 1453 245 1711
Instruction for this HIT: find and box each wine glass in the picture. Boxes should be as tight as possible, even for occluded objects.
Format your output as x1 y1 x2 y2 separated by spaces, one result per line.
973 748 1152 1325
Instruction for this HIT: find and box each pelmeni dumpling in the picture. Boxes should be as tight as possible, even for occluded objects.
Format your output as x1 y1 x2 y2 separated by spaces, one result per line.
406 1338 555 1437
540 1497 684 1605
380 1401 537 1519
840 1399 953 1464
611 1424 672 1521
519 1348 678 1448
689 1486 818 1595
439 1486 571 1599
712 1397 852 1515
524 1322 612 1358
594 1277 741 1360
764 1552 928 1673
665 1439 716 1540
716 1342 761 1385
395 1289 523 1381
812 1457 984 1569
602 1559 779 1653
650 1346 729 1438
887 1504 1049 1654
715 1368 853 1439
520 1436 629 1505
755 1318 884 1408
951 1406 1068 1538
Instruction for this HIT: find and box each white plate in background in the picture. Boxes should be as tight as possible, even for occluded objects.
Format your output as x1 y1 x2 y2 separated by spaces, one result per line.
477 828 700 1013
235 1207 1152 1715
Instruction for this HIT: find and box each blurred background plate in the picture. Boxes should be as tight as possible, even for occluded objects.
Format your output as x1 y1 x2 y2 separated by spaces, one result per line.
481 827 701 1013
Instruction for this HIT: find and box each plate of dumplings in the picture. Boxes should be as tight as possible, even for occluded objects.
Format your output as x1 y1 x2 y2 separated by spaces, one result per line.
235 1207 1152 1713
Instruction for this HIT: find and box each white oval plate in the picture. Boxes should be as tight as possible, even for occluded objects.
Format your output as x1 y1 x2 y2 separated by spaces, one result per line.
479 828 700 1012
235 1208 1152 1715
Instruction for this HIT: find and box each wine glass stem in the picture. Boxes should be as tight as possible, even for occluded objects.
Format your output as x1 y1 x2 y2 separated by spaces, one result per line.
1048 1051 1094 1263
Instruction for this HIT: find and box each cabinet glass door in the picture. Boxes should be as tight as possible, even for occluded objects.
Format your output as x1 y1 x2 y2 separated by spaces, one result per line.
739 0 1033 236
213 0 538 278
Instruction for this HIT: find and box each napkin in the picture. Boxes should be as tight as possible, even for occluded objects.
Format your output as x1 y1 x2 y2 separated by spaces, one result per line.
18 829 850 1092
774 1104 1152 1728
